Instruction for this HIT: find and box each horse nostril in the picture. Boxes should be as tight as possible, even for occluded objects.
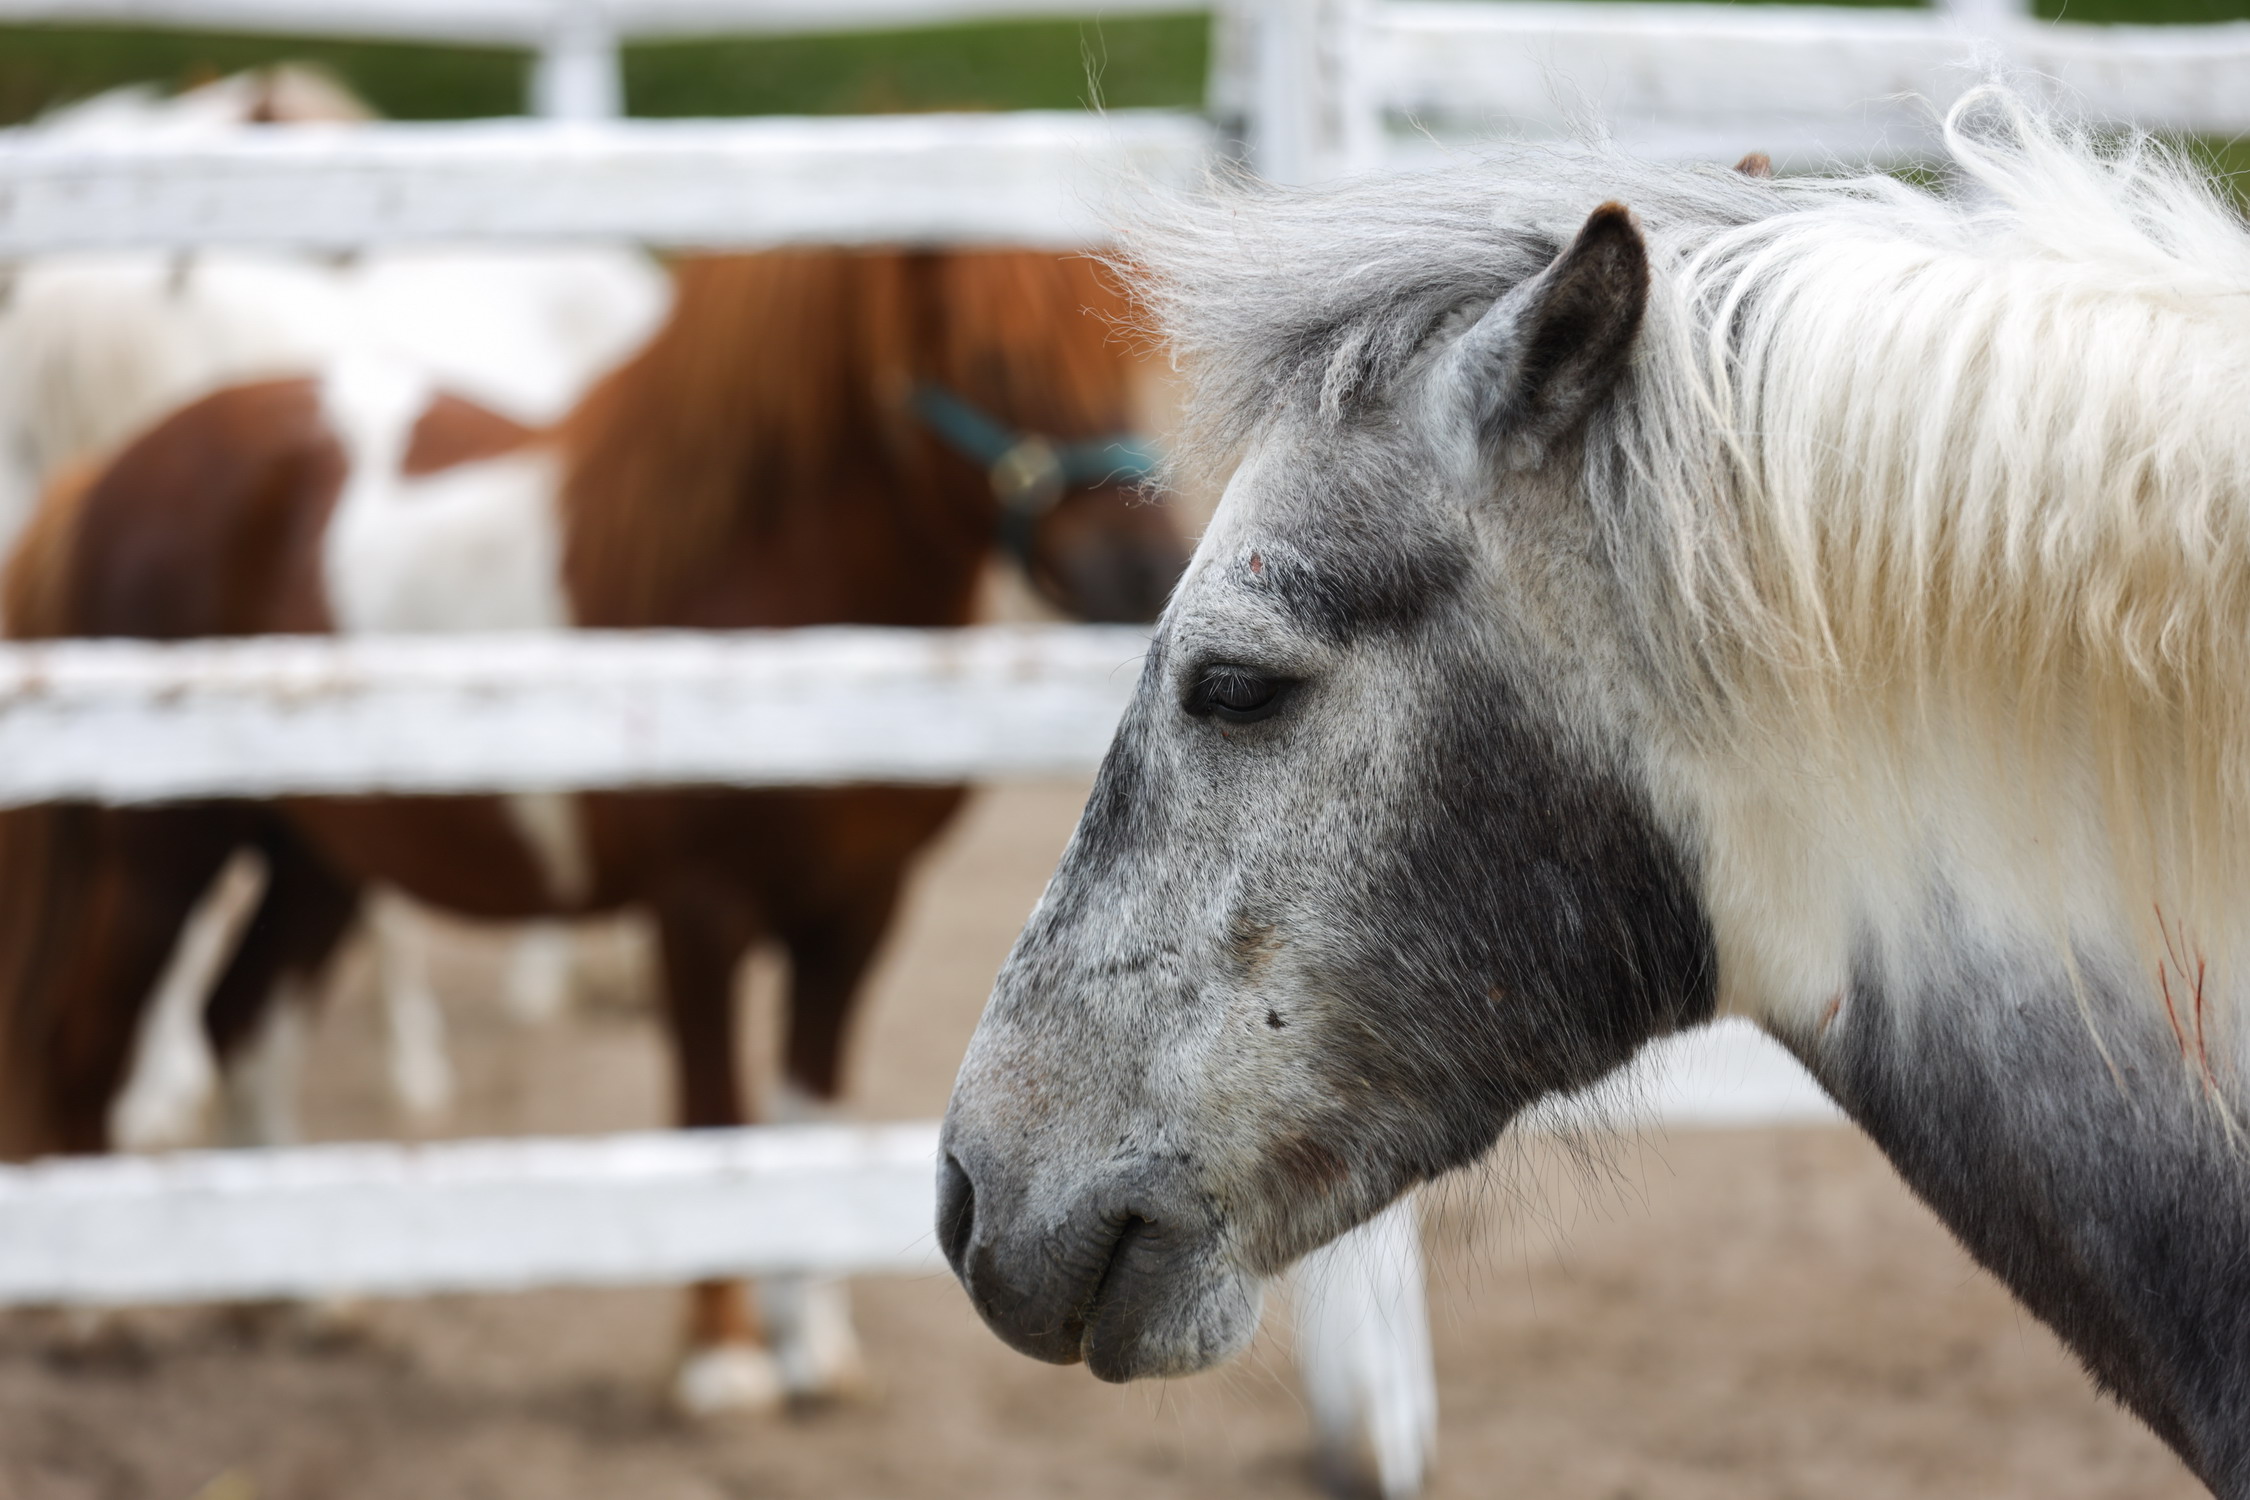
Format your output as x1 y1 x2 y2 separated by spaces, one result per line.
936 1152 976 1273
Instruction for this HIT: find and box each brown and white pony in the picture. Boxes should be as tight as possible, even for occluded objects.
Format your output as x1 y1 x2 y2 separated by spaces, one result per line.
0 247 1185 1413
1 65 674 1138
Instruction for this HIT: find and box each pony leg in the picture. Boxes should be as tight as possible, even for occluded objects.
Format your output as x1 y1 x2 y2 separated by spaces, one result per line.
763 879 905 1402
196 831 367 1348
14 805 240 1156
110 848 268 1152
218 979 310 1148
202 823 361 1149
654 883 782 1418
501 920 576 1025
367 890 454 1125
760 1079 871 1403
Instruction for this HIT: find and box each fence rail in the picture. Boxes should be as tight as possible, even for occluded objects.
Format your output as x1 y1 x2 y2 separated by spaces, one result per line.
1370 2 2250 167
0 111 1212 254
0 626 1151 805
0 0 1200 45
0 1123 943 1304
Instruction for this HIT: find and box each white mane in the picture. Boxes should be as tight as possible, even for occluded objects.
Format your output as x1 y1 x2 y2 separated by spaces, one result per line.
1128 88 2250 1050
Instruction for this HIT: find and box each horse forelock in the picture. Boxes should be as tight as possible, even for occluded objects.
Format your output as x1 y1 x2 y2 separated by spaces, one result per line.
554 249 1142 627
1130 85 2250 1048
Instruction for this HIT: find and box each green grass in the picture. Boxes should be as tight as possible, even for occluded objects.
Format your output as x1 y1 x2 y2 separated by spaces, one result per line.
0 26 525 124
2182 136 2250 208
0 13 1210 126
625 14 1208 117
2036 0 2250 18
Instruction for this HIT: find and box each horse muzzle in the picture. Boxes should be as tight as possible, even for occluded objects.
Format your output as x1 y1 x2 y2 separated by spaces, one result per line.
936 1133 1263 1382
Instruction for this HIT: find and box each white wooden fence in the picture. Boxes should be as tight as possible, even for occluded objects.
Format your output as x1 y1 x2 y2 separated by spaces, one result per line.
0 627 1150 803
0 110 1212 254
1368 1 2250 168
0 1123 947 1304
1221 0 2250 184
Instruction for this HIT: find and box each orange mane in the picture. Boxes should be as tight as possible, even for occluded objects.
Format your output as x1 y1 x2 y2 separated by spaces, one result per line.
556 249 1140 627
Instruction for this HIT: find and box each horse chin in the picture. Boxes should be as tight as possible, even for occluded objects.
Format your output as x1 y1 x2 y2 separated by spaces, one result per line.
1081 1252 1263 1383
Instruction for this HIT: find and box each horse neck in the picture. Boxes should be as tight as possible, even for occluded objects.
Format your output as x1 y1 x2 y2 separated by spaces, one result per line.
553 249 1135 629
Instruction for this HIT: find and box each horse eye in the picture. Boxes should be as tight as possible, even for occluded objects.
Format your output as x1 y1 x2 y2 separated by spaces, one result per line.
1188 665 1293 724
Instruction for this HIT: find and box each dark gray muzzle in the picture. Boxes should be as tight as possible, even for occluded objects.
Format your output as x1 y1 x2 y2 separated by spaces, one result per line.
937 1130 1237 1381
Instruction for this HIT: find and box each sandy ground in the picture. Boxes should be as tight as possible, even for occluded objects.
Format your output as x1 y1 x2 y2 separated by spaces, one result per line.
0 780 2206 1500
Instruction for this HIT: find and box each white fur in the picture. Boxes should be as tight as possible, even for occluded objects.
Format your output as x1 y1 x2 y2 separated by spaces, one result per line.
761 1275 870 1400
673 1343 787 1418
317 355 574 636
347 248 668 424
1641 99 2250 1040
219 985 310 1149
502 796 593 909
110 850 268 1151
367 891 455 1124
502 921 580 1024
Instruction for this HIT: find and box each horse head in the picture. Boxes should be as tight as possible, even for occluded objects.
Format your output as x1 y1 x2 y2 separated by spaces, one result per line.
912 251 1189 626
939 96 2250 1491
937 200 1717 1379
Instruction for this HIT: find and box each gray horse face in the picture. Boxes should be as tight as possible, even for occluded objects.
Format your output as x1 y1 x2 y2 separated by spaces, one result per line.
940 205 1717 1381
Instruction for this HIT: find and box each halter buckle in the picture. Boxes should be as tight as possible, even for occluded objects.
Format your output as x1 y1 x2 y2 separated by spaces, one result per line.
990 437 1067 514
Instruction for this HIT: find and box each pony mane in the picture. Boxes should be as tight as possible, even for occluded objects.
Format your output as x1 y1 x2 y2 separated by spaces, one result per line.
1126 87 2250 1040
3 458 93 641
557 248 1138 625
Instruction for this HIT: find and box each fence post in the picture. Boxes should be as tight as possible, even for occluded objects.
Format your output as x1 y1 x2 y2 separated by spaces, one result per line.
1291 1195 1438 1500
1932 0 2032 26
1232 0 1379 185
530 0 623 121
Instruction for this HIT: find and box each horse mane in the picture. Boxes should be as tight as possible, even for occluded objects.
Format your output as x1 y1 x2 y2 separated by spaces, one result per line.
556 248 1137 626
1126 87 2250 1031
4 458 92 640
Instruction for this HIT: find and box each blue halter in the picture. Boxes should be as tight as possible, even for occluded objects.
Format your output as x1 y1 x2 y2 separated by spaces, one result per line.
910 385 1161 571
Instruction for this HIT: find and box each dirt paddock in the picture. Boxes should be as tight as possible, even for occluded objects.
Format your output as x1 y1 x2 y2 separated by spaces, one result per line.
0 781 2203 1500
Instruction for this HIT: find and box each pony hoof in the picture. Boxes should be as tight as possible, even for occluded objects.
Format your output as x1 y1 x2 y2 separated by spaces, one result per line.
293 1295 378 1351
769 1282 873 1402
778 1339 873 1404
673 1343 786 1419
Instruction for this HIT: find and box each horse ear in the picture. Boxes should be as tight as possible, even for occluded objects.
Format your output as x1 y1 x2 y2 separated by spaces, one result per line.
1452 201 1648 470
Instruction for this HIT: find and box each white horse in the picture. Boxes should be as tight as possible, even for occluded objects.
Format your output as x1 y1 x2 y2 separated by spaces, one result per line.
939 89 2250 1495
0 70 669 1146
